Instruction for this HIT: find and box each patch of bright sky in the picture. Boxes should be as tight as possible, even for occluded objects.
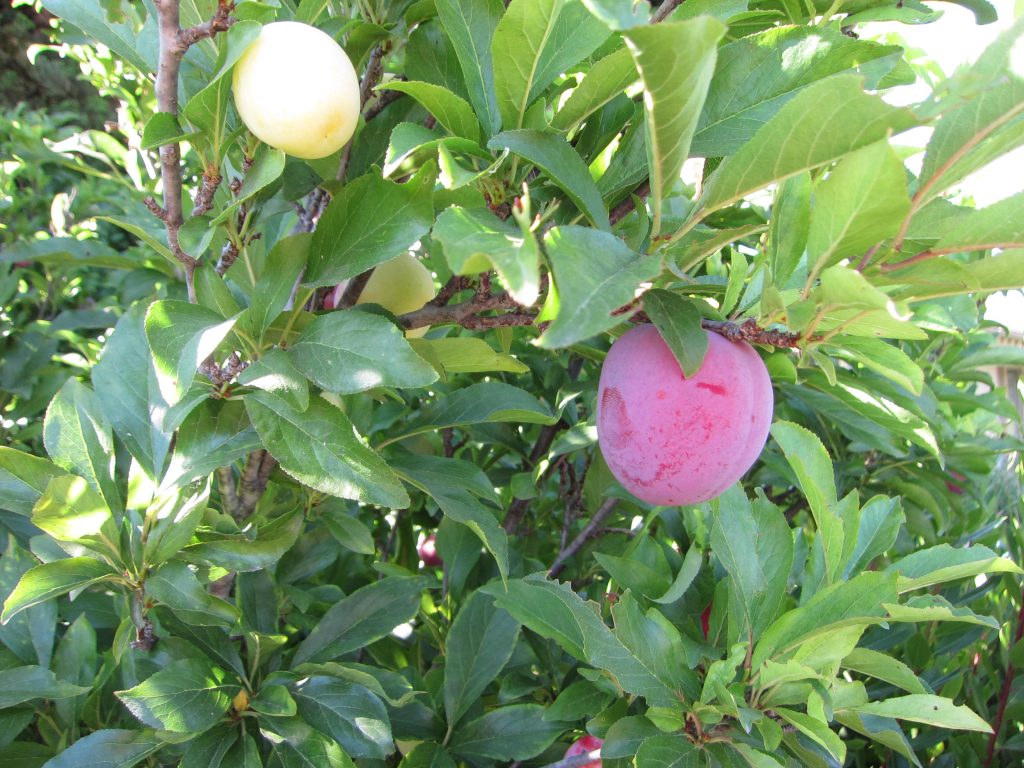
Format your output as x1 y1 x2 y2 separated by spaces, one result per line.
865 0 1023 333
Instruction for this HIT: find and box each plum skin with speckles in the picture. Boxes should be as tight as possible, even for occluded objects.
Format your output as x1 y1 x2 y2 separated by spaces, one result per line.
564 735 603 768
596 324 773 506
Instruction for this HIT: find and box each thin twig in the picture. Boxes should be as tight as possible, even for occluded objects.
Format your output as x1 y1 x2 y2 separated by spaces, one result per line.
338 268 375 308
549 498 620 578
609 180 651 226
399 290 533 331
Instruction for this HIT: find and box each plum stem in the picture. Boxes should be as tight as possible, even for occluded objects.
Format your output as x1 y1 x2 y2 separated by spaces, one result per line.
548 498 620 578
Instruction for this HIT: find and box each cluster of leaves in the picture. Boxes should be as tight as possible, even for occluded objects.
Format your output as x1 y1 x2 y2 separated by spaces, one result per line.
0 0 1023 766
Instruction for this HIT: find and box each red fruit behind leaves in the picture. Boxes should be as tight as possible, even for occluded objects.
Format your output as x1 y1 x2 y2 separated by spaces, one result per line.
418 534 442 568
701 603 712 640
564 735 602 768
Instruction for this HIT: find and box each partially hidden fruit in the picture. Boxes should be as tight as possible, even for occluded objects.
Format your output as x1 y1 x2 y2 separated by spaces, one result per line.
564 735 602 768
596 324 773 506
328 254 436 338
232 21 360 159
418 534 442 568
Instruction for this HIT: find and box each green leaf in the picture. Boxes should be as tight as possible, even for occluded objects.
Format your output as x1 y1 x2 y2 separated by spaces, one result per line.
449 704 565 761
181 509 304 572
288 310 438 394
770 421 844 585
92 304 173 479
40 729 164 768
753 571 898 668
39 0 157 72
53 613 96 727
543 679 612 721
888 544 1023 592
305 166 435 288
398 742 457 768
768 172 812 286
931 191 1024 254
161 400 261 491
845 695 992 733
693 26 907 157
250 685 297 717
237 349 310 413
539 225 661 348
2 558 118 624
0 448 66 517
883 595 1000 630
824 337 924 396
842 495 903 578
293 576 429 664
143 480 211 567
390 453 509 582
435 0 504 135
0 665 90 708
384 123 487 178
918 18 1024 200
43 378 122 513
319 503 376 555
806 141 911 283
0 537 55 668
633 734 701 767
432 206 541 306
146 562 240 627
262 717 357 768
841 648 928 695
491 0 609 130
775 707 845 763
378 81 481 142
145 300 238 407
390 382 556 444
712 487 768 644
291 677 392 758
552 46 637 132
612 592 699 700
195 265 241 318
32 475 120 561
641 290 708 378
695 75 917 220
179 725 238 768
484 576 678 706
409 337 529 377
116 658 235 733
0 237 157 272
488 130 609 229
141 112 197 150
623 18 725 234
833 712 921 768
653 542 702 605
443 590 520 726
244 233 311 340
246 392 409 508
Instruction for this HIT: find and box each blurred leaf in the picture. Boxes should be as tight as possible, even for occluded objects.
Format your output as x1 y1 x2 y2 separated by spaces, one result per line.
140 112 197 150
398 742 457 768
40 0 158 71
888 544 1023 592
262 717 357 768
409 337 529 376
633 734 700 767
32 475 120 562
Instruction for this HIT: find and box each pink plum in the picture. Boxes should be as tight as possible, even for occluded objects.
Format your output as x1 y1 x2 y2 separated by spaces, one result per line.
564 735 602 768
596 324 772 506
418 534 442 568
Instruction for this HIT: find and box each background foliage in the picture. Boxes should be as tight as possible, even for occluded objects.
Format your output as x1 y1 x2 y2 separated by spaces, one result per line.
0 0 1023 766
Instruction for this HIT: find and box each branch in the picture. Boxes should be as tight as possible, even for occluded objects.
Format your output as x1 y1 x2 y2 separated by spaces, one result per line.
984 588 1024 767
652 0 686 23
549 498 620 578
700 318 802 348
399 290 534 331
880 242 1024 273
609 180 651 226
338 268 375 308
151 0 234 301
